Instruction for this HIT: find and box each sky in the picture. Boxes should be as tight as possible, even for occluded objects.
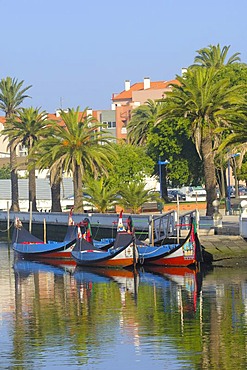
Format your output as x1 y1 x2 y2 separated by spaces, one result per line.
0 0 246 113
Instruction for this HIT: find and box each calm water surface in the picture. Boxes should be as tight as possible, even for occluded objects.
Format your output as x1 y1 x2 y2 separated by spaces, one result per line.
1 240 247 369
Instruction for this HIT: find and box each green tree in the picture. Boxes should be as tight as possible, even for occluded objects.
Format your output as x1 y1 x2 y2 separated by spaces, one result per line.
118 181 158 214
238 155 247 185
35 107 116 213
147 116 203 194
84 177 119 213
107 143 155 189
3 107 49 211
192 44 241 68
206 63 247 198
159 67 244 215
0 164 11 179
127 99 203 197
0 77 32 211
127 99 162 145
32 137 64 212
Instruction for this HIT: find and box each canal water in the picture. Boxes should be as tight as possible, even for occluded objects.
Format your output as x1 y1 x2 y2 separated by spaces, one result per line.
1 241 247 369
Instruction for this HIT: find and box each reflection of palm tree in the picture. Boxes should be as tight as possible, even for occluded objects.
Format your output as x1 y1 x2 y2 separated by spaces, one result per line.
0 77 32 211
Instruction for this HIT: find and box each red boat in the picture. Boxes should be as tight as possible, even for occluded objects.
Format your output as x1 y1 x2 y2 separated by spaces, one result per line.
137 218 204 267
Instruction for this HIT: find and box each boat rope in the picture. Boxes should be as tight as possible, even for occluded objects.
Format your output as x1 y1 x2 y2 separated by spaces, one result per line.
0 220 14 232
93 224 100 240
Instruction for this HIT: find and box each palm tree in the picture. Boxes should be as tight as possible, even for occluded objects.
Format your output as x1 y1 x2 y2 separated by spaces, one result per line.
118 181 158 214
127 99 162 145
35 107 116 213
215 119 247 198
0 77 32 211
84 177 119 213
34 138 64 212
50 166 63 212
192 44 243 205
3 107 50 212
159 67 244 216
193 44 241 68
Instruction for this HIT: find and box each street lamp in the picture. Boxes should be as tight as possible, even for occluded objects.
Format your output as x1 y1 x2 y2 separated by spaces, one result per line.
227 152 240 215
158 157 169 198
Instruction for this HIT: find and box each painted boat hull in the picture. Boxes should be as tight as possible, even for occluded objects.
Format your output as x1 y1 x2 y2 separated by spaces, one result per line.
72 245 136 268
12 223 78 260
138 244 196 267
137 220 203 267
72 232 138 268
13 240 76 259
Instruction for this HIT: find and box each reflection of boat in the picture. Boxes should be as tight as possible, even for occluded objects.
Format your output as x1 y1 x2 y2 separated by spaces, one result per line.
73 266 139 297
143 265 203 312
138 218 203 267
13 258 76 278
72 211 138 268
144 266 202 287
12 217 78 260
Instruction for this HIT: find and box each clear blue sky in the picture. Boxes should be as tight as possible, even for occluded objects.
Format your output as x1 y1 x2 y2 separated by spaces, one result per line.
1 0 246 113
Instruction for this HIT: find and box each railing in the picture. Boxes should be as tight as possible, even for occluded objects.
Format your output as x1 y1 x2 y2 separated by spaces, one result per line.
151 211 176 244
179 210 199 230
149 209 200 244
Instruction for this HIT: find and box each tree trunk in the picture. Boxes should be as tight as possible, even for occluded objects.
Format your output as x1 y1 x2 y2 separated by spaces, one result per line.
28 165 38 212
201 137 217 216
50 167 62 212
10 143 19 212
216 165 226 199
73 163 84 213
220 165 226 199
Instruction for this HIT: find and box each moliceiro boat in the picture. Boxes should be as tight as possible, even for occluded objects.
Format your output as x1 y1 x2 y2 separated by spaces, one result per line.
12 210 78 260
137 217 204 267
83 213 205 268
71 211 139 268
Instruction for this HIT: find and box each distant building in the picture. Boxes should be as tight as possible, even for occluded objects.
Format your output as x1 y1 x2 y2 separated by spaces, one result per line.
99 110 117 142
111 77 179 140
0 75 180 170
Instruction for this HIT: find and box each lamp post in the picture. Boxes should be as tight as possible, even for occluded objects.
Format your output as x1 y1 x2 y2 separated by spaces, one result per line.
158 157 169 198
227 152 240 215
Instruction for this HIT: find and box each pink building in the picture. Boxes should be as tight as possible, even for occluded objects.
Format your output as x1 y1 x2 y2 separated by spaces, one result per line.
111 77 179 140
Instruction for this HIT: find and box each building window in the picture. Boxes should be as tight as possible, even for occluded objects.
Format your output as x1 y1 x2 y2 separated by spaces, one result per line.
102 121 116 129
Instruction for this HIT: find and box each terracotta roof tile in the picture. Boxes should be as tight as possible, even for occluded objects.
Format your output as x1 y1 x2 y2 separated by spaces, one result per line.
112 79 179 100
0 110 100 127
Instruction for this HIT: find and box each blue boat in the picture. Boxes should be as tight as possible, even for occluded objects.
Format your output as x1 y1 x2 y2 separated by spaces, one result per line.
12 216 78 260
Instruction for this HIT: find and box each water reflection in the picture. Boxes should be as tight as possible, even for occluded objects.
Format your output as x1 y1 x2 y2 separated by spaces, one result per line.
1 242 247 369
73 267 139 305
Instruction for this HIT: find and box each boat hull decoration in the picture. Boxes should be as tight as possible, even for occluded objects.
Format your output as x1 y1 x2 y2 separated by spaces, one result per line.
72 232 138 268
12 219 78 260
137 218 203 267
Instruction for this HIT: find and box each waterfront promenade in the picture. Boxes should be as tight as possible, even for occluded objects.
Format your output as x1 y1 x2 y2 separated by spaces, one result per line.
199 214 247 267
